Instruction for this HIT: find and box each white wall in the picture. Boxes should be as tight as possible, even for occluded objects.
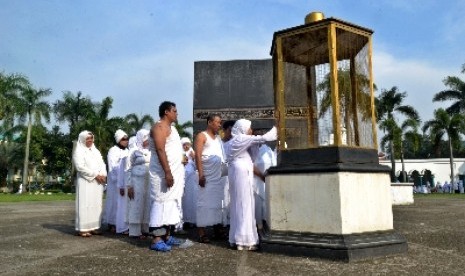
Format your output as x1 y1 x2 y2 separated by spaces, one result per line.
379 158 465 184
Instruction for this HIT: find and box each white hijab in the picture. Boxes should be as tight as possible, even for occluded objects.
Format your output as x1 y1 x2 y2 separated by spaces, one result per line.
231 119 251 136
135 129 150 150
77 130 97 151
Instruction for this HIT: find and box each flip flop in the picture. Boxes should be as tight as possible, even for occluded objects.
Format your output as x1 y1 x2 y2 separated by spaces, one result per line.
78 232 92 237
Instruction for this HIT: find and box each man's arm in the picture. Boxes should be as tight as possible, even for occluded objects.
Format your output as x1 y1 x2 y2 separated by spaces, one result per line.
194 132 206 187
152 123 174 187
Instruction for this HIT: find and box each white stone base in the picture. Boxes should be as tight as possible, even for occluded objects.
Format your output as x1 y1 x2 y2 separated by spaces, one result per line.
391 183 414 205
266 171 393 235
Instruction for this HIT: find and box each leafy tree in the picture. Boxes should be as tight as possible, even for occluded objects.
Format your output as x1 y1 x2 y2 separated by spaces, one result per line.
42 126 72 177
125 113 154 136
433 64 465 114
376 86 419 181
0 141 22 188
422 108 465 189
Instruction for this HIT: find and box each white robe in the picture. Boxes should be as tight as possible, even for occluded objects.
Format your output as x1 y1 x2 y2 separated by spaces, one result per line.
125 148 151 225
104 145 129 233
253 144 276 227
73 141 107 232
182 168 199 224
196 132 225 227
227 127 276 246
149 126 185 227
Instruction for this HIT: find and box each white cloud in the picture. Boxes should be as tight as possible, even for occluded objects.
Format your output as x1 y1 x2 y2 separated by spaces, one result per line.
374 50 457 122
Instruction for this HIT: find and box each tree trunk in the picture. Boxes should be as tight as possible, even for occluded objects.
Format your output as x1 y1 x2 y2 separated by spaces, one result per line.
22 113 32 193
400 141 406 182
389 141 396 182
448 138 455 193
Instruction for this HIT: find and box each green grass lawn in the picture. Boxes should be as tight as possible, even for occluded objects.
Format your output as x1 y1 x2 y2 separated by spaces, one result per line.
0 193 75 202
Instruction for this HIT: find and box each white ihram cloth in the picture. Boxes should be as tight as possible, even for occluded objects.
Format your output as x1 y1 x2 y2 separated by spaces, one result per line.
73 131 107 232
253 144 277 227
104 145 129 233
196 132 226 227
125 129 151 230
149 125 185 227
182 147 198 224
227 121 277 246
222 140 232 226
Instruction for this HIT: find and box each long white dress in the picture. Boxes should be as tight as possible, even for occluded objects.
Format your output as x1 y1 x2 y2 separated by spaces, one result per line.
149 126 185 227
227 124 276 247
182 148 198 224
126 147 151 235
104 145 129 233
73 131 107 232
221 139 232 226
253 144 277 228
196 131 226 227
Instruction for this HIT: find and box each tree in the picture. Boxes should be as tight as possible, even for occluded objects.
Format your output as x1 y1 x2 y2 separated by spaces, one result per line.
125 113 154 136
376 87 419 182
399 118 421 181
422 108 465 190
0 73 29 138
174 120 193 140
317 68 374 145
16 82 51 193
0 141 22 189
81 97 125 157
53 91 94 138
432 64 465 114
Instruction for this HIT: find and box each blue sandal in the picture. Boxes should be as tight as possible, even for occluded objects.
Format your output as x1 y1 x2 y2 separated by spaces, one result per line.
165 236 182 246
150 240 171 252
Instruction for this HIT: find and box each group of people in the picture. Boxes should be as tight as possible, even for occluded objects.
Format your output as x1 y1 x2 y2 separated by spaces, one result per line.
73 101 277 252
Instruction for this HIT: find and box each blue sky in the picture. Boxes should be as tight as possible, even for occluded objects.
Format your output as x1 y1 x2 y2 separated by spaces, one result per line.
1 0 465 132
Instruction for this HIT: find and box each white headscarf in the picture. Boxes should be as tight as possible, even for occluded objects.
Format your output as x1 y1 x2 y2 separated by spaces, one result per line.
135 129 150 150
231 119 251 136
77 130 96 150
180 137 191 145
114 129 128 143
128 136 137 150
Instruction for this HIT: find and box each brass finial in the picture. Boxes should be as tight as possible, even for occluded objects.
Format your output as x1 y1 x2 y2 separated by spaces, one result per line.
305 12 324 24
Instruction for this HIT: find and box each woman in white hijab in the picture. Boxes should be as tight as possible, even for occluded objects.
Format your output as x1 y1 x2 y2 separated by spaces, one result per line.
226 119 276 250
73 131 107 237
125 129 151 238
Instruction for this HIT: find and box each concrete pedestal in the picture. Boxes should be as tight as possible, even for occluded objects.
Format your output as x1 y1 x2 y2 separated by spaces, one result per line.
261 171 407 261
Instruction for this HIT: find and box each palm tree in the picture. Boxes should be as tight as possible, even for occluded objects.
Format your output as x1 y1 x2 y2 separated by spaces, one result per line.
125 113 154 136
81 97 125 157
174 120 193 140
376 86 419 182
0 73 29 137
53 91 94 138
317 68 374 145
432 64 465 114
422 108 465 190
16 83 52 193
399 118 421 182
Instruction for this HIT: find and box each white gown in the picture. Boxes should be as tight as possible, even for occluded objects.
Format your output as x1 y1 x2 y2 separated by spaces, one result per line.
227 127 276 246
73 137 107 232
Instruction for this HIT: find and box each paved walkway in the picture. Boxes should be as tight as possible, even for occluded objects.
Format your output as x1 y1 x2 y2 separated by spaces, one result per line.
0 197 464 275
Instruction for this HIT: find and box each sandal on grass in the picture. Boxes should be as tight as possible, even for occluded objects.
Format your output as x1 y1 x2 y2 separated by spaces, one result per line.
198 235 210 243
